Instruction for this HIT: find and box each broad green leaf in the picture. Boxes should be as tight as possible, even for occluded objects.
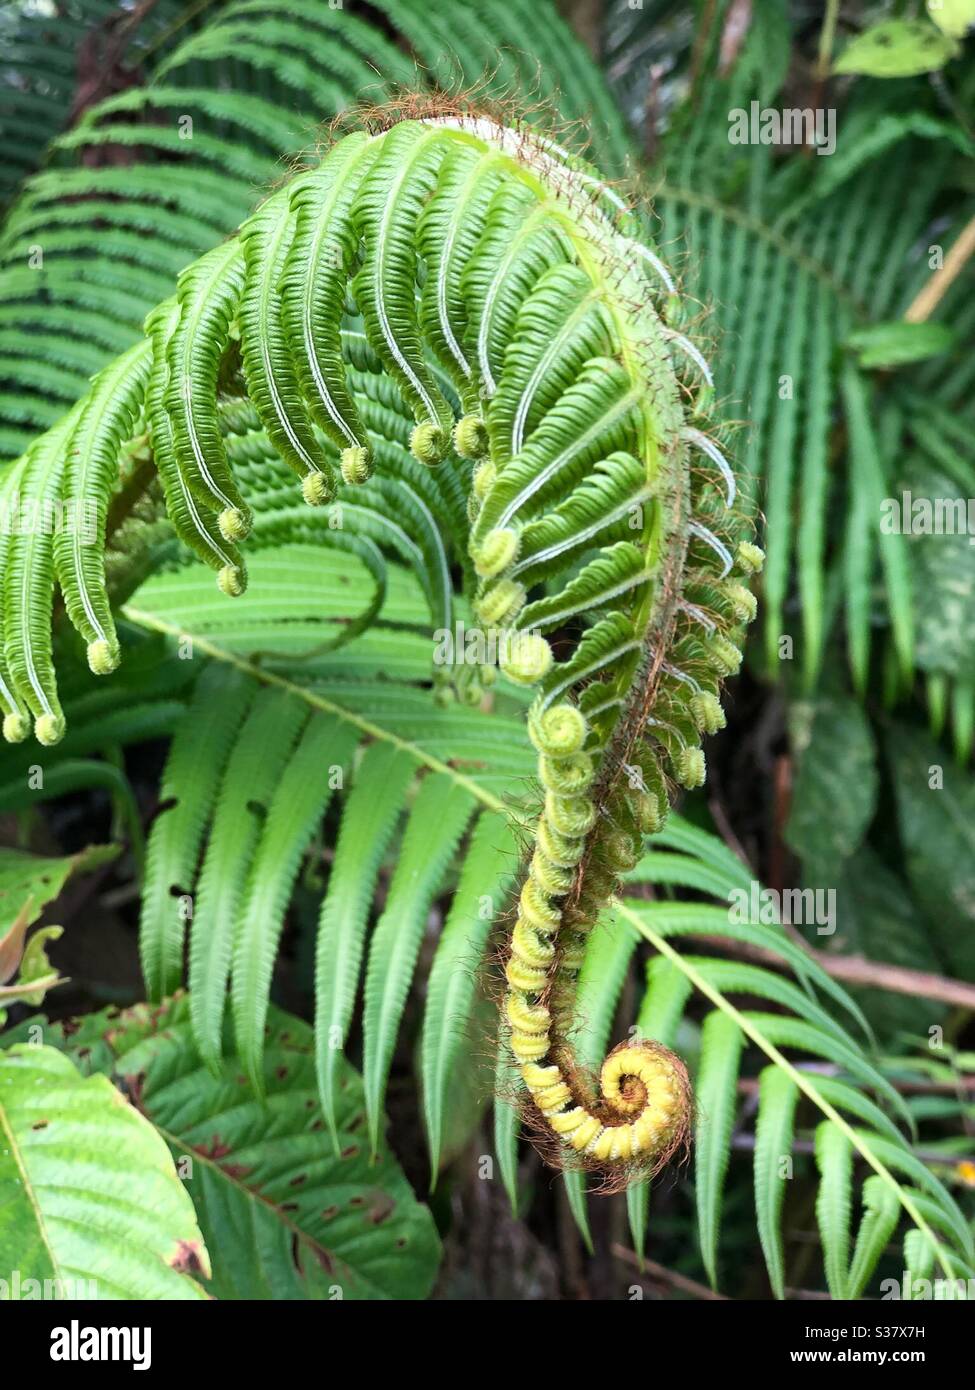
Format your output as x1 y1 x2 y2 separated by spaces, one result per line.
804 847 944 1039
0 842 118 938
905 461 975 683
0 1043 208 1299
833 20 960 77
886 723 975 979
54 999 441 1300
787 700 877 869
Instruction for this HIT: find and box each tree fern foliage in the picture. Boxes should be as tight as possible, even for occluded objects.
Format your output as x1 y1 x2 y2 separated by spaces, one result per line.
0 0 633 463
640 7 975 731
0 108 763 1182
1 0 973 1304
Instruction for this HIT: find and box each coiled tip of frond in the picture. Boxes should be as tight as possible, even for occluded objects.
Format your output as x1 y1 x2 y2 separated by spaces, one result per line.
472 526 519 578
736 540 765 575
706 633 743 677
34 713 65 747
520 1040 691 1181
538 750 594 795
673 745 706 788
690 690 725 735
528 701 588 757
636 790 665 834
453 413 489 460
339 446 372 486
544 789 597 837
2 712 29 744
87 639 119 677
218 507 251 543
217 564 247 598
726 581 758 624
409 421 448 466
499 631 552 685
302 470 335 506
472 459 496 502
474 579 525 626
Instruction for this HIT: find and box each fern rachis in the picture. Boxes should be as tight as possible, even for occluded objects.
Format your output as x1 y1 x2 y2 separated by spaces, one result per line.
0 105 761 1182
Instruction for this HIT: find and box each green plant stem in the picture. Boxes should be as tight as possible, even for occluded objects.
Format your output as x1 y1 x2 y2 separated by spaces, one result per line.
816 0 842 79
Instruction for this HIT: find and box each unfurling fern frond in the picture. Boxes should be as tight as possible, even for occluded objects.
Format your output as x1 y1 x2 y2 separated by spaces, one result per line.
1 109 761 1184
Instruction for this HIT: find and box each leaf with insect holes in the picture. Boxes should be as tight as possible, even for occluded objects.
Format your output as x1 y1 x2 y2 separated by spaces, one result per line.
53 997 441 1300
833 20 960 77
0 1043 209 1298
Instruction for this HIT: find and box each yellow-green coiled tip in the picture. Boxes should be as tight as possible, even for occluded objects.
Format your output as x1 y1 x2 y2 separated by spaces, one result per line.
690 690 725 734
217 564 246 598
410 421 448 466
340 446 371 486
2 711 29 744
636 790 665 835
500 632 552 685
674 746 706 789
736 540 765 574
454 414 489 460
218 507 250 543
726 581 758 624
528 702 587 757
472 460 496 501
708 634 743 677
35 713 65 747
538 751 593 795
87 639 119 676
474 579 525 627
473 527 519 579
302 470 334 506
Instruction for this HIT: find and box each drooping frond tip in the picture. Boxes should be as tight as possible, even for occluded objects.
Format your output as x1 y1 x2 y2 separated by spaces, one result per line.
0 104 761 1182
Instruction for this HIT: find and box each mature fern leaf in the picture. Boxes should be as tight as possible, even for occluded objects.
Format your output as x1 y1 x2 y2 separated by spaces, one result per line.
0 0 632 461
232 712 358 1093
617 834 974 1294
139 663 256 1001
421 811 519 1180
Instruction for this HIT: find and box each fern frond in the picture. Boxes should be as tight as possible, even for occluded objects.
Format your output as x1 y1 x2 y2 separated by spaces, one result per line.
3 111 761 1187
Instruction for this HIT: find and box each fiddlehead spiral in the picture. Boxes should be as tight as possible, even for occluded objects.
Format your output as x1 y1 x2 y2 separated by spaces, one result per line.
0 100 761 1181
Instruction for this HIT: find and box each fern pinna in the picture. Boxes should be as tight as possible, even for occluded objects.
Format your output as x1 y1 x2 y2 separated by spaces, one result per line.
0 107 760 1180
